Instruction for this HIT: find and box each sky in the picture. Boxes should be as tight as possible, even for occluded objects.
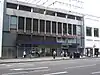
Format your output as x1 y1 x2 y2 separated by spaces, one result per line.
17 0 100 16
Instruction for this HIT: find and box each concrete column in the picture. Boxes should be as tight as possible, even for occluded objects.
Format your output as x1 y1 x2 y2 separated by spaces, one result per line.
38 19 40 33
45 20 46 34
24 17 26 32
75 16 77 20
31 18 33 33
17 16 18 32
51 21 52 34
31 8 33 12
44 10 46 14
56 22 58 35
17 5 19 10
55 13 57 16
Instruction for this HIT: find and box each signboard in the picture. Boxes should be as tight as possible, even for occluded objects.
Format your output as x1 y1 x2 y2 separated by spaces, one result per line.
0 0 4 57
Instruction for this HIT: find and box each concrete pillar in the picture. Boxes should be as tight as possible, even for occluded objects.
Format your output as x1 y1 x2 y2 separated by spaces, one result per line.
55 13 57 16
31 18 33 33
31 8 33 12
17 5 19 10
17 16 18 32
51 21 52 34
45 20 46 34
24 17 26 32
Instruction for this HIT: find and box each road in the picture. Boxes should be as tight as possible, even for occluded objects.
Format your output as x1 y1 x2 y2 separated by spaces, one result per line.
0 58 100 75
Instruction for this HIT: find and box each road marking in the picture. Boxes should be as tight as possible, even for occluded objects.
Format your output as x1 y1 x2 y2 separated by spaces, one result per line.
44 71 68 75
65 64 96 69
91 71 100 74
2 69 50 75
10 67 48 71
2 71 29 75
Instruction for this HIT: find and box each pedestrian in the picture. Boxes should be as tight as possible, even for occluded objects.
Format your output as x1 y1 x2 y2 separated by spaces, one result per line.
23 50 26 58
61 51 64 59
53 50 56 59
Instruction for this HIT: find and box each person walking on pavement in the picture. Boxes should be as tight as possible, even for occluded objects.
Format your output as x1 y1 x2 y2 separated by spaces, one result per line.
53 50 56 59
23 50 26 58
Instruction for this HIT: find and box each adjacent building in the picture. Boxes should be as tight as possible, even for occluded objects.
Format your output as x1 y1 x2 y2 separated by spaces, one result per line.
84 15 100 57
0 0 84 58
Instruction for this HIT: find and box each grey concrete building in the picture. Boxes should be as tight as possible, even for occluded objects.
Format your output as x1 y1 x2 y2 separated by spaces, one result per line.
0 0 84 58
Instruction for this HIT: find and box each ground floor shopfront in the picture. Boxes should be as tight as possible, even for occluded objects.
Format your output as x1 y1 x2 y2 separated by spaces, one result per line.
2 33 84 58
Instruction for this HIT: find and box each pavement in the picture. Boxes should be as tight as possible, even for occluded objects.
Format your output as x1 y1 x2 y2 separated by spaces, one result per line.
0 55 99 64
0 57 70 64
0 57 100 75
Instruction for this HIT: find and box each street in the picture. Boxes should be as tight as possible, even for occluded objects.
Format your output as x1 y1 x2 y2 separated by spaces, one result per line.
0 58 100 75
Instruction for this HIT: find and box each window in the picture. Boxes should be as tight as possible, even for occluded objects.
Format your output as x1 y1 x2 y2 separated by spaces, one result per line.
7 3 17 9
67 15 75 19
86 27 92 36
73 24 76 35
33 8 44 14
26 18 31 30
76 25 81 35
76 16 82 21
46 21 51 33
33 19 38 32
94 28 99 37
46 10 55 16
63 23 67 34
57 12 66 18
10 16 17 29
52 21 56 33
58 22 62 34
18 17 24 30
19 5 31 12
68 24 72 35
40 20 45 32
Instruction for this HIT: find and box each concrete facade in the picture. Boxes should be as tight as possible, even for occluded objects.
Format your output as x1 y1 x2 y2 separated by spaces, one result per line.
0 0 92 58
